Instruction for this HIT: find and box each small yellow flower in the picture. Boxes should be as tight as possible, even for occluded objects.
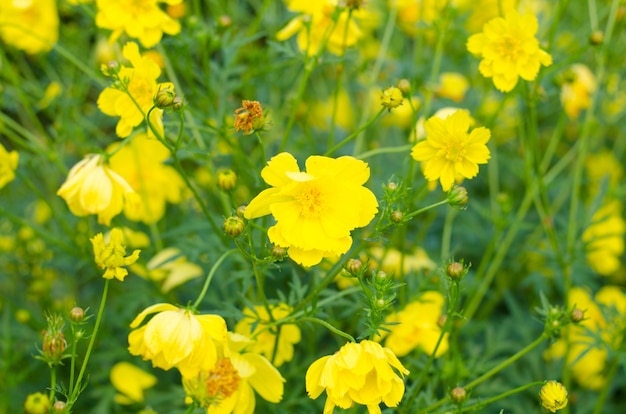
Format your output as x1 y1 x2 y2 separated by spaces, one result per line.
23 392 50 414
411 110 491 191
0 0 58 54
306 340 409 414
0 143 19 190
110 361 157 405
57 154 139 225
435 72 470 102
582 201 625 276
380 87 404 110
91 228 141 281
128 303 228 378
539 380 568 413
467 10 552 92
95 0 183 47
234 304 301 367
244 152 378 267
560 64 597 119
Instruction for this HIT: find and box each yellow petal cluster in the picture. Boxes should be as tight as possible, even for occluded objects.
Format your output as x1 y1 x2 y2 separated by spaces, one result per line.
98 42 173 138
135 247 203 292
110 361 157 405
234 304 301 367
91 228 141 281
108 133 186 223
128 303 228 378
57 154 138 225
0 143 19 190
0 0 58 54
95 0 183 48
582 201 625 276
244 152 378 267
306 340 409 414
467 10 552 92
539 380 568 413
560 64 597 119
411 110 491 191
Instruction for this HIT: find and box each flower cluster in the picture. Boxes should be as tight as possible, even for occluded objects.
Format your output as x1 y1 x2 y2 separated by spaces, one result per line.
91 228 141 281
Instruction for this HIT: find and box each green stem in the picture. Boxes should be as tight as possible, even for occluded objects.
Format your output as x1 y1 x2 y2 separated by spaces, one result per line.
49 367 57 403
441 208 457 260
592 356 618 414
456 381 545 413
299 317 356 343
183 401 199 414
192 249 238 310
324 108 385 156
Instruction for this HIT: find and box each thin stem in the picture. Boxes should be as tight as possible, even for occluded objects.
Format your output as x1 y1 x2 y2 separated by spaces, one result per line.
48 367 57 403
299 317 356 343
324 108 385 156
592 356 618 414
457 381 545 413
192 249 239 310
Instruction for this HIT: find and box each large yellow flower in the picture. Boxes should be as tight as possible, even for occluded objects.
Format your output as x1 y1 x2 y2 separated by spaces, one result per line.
128 304 228 378
582 201 625 276
57 154 139 225
108 133 186 223
244 152 378 267
306 340 409 414
95 0 183 48
98 42 173 138
0 0 58 54
467 10 552 92
411 110 491 191
91 228 141 281
0 143 19 190
234 304 301 367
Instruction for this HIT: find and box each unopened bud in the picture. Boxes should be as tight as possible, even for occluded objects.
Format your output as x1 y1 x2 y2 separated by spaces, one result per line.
236 205 246 218
397 79 411 95
376 298 385 308
101 60 120 77
571 308 584 323
376 270 388 280
153 87 177 109
450 387 467 403
391 210 404 223
217 169 237 191
345 258 363 275
447 185 468 209
69 307 85 323
223 216 245 237
380 87 404 110
437 314 447 328
218 15 232 28
171 96 184 112
272 245 287 260
589 30 603 45
53 401 67 413
386 181 398 191
446 261 465 280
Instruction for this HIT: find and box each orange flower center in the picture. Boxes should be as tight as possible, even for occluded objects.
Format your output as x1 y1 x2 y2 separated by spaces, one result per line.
296 184 326 218
205 358 241 400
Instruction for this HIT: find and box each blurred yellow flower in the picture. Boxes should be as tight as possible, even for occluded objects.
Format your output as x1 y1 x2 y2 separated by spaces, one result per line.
560 64 597 119
380 291 448 357
309 90 356 131
411 110 491 191
98 42 173 138
108 133 185 223
110 361 157 405
392 0 446 35
23 392 50 414
0 0 58 54
585 150 623 198
306 340 409 414
184 332 285 414
95 0 183 47
544 286 626 390
539 380 568 413
57 154 139 225
0 143 19 190
134 247 203 292
582 201 625 276
244 152 378 267
467 10 552 92
128 303 228 378
234 304 301 367
91 228 141 281
435 72 470 102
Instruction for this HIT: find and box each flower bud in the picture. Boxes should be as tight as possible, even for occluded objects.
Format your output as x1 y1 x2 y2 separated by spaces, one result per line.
272 245 287 260
41 313 66 365
397 79 411 95
236 205 246 218
380 87 404 110
539 381 568 413
153 87 177 109
391 210 404 223
69 307 85 323
101 60 120 77
345 258 363 275
223 216 245 237
447 185 468 209
589 30 603 45
53 401 67 413
570 308 584 323
171 96 184 112
385 181 398 192
446 261 465 280
218 15 232 29
450 387 467 403
217 169 237 191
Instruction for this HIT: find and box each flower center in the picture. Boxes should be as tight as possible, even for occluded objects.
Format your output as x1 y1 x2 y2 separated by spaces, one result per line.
205 358 241 401
128 77 155 109
296 184 325 218
440 139 467 163
497 35 521 61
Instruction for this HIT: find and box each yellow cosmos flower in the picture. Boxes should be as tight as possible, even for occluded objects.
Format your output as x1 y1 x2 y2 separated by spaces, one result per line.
277 1 362 56
435 72 470 103
95 0 183 48
585 150 623 198
411 110 491 191
91 228 141 281
244 152 378 267
0 143 19 190
108 133 185 223
306 340 409 414
560 64 597 119
544 286 626 390
23 392 50 414
380 291 448 357
467 10 552 92
234 304 301 367
539 380 568 413
133 247 203 292
57 154 139 226
110 361 157 405
582 201 625 276
128 303 228 378
0 0 58 54
184 333 285 414
98 42 173 138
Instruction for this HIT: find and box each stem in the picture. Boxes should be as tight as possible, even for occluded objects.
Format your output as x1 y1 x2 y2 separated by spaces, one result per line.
299 317 356 343
324 108 385 156
457 381 545 413
49 367 57 402
592 356 618 414
192 249 239 310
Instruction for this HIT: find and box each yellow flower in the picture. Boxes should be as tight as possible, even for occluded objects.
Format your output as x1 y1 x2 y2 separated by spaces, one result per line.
0 0 58 54
110 361 157 405
0 143 19 190
244 152 378 267
539 380 568 413
435 72 470 102
183 333 285 414
108 133 186 223
392 0 446 35
234 304 301 367
411 110 491 191
98 42 173 138
467 10 552 92
380 291 448 357
560 64 597 119
380 87 404 110
128 303 228 378
306 340 409 414
91 228 141 281
277 1 362 56
95 0 183 47
134 247 203 292
582 201 625 276
23 392 50 414
585 150 623 198
57 154 139 225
